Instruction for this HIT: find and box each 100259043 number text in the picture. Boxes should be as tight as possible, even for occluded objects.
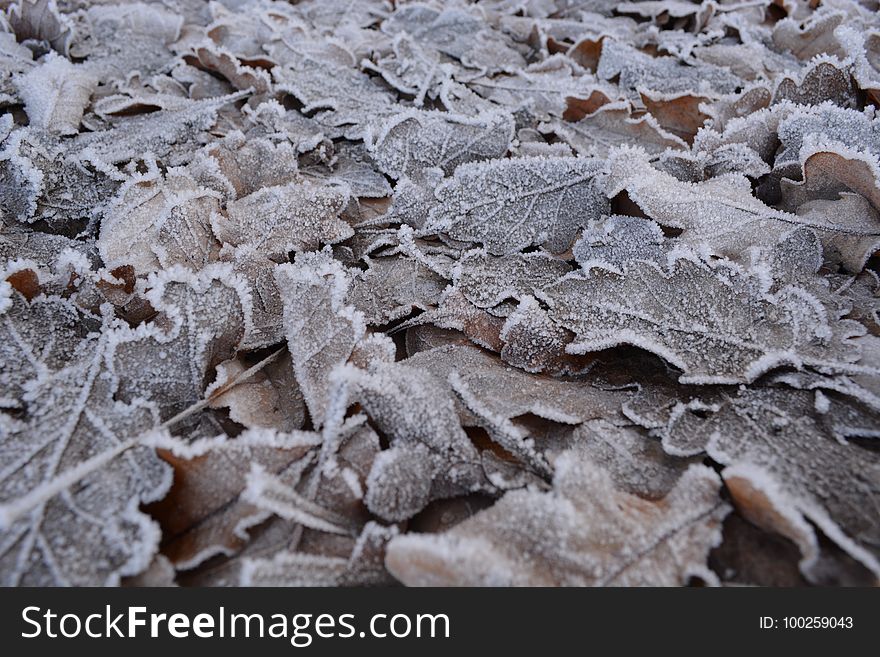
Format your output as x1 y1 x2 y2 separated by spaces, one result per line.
759 617 853 629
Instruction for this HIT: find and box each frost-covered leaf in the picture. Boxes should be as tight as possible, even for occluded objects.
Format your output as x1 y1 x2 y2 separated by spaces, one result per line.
659 143 771 182
251 420 383 566
346 257 447 325
363 33 453 106
74 92 248 170
0 31 35 104
695 99 790 163
772 57 858 108
352 342 630 484
275 251 364 426
544 101 686 158
497 295 580 373
607 147 880 273
72 3 183 81
0 131 42 224
780 138 880 206
0 291 171 585
790 194 880 274
468 54 598 120
366 108 514 180
708 513 809 586
382 4 525 74
99 167 220 274
177 422 385 586
841 26 880 104
653 385 880 578
203 418 389 585
8 0 73 55
243 466 357 536
344 354 494 520
512 132 574 159
597 39 742 100
304 143 392 199
150 429 320 569
273 56 398 139
426 156 608 254
836 270 880 336
693 41 796 83
207 353 306 432
199 2 281 61
241 522 396 587
0 284 92 408
223 255 284 350
212 180 352 260
573 419 699 500
0 127 119 226
386 456 728 585
379 174 441 229
775 132 880 271
406 343 629 429
193 43 273 94
110 266 249 435
542 254 864 384
195 131 302 200
572 215 666 272
775 104 880 173
453 250 571 308
291 0 389 34
413 287 507 353
241 100 328 154
772 9 847 61
14 53 95 136
638 91 711 143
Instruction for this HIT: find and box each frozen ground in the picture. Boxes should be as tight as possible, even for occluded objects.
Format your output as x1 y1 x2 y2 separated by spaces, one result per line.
0 0 879 586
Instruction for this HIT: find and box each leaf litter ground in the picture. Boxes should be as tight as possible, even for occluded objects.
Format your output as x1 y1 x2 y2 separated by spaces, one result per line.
1 0 879 587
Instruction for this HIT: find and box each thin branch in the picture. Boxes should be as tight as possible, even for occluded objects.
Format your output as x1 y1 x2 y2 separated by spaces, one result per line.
0 347 287 529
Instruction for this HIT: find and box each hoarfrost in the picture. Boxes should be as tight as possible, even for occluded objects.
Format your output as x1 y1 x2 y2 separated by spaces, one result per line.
386 456 728 585
426 156 608 254
2 0 879 589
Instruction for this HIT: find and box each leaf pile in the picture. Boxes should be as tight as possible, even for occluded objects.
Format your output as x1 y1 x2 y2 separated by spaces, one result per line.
1 0 879 587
